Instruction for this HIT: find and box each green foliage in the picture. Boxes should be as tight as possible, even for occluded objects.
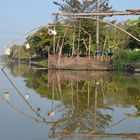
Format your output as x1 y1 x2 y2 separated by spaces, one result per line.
126 19 140 25
53 0 112 53
26 27 52 58
31 59 48 67
53 0 111 13
114 50 140 70
8 45 19 58
125 18 140 49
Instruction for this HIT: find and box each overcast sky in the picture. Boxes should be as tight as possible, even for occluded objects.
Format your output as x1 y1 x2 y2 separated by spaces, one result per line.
0 0 139 52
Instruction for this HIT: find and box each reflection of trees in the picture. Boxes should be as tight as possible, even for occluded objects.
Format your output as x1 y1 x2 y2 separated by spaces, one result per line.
7 63 140 111
48 76 116 133
24 70 49 96
4 63 140 138
6 62 31 77
7 62 49 97
7 63 140 108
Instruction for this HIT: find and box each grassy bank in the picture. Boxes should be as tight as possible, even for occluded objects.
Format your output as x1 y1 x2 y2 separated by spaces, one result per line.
114 50 140 70
30 59 48 67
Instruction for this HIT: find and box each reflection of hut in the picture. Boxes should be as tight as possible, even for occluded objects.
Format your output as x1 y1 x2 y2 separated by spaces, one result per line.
48 70 112 84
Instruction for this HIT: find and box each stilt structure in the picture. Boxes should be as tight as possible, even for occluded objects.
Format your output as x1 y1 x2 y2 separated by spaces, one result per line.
49 6 140 70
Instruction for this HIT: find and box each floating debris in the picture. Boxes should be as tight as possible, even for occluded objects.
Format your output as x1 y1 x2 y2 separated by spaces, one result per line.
96 81 100 85
48 111 55 117
37 107 41 112
24 93 29 100
3 92 10 101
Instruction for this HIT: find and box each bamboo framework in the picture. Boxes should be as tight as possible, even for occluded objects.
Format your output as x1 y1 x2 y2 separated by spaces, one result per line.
49 7 140 70
48 23 92 56
52 9 140 51
53 10 140 17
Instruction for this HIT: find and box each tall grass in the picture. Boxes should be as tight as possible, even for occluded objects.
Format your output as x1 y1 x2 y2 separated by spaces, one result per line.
114 50 140 70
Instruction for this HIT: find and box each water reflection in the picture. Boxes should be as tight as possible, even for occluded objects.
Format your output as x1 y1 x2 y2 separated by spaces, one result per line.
1 63 140 139
3 92 10 101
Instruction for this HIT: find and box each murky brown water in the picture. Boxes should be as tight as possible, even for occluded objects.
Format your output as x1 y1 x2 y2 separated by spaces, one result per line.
0 62 140 140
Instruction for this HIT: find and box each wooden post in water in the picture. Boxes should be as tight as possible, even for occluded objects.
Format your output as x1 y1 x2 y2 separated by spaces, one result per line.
94 81 98 129
87 81 90 107
71 81 74 106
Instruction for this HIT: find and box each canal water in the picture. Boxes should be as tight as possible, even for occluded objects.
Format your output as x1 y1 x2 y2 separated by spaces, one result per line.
0 62 140 140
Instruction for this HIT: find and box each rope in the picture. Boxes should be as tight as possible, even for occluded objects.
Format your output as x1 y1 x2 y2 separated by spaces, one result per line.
0 95 43 124
1 69 48 122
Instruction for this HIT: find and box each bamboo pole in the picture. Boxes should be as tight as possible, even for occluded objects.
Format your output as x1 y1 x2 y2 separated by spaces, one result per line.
56 35 61 54
0 95 43 123
87 81 90 107
94 82 98 129
72 26 76 56
76 72 79 112
53 26 56 54
96 0 100 50
75 17 140 44
56 71 63 102
48 133 140 139
71 81 74 106
77 21 81 57
88 35 91 56
53 15 57 54
53 10 140 17
57 26 68 66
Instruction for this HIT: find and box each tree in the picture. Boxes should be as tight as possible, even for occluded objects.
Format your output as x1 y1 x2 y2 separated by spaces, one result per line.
53 0 112 54
26 27 52 58
125 18 140 49
53 0 111 13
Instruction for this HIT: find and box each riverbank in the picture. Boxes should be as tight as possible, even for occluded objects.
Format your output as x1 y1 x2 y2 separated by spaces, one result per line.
2 50 140 72
30 59 48 68
114 50 140 71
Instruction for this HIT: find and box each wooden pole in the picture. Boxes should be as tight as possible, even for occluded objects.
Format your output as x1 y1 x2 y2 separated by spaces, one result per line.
94 82 98 129
52 15 57 54
53 11 140 17
87 81 90 107
75 16 140 44
48 133 140 139
57 26 68 66
71 81 74 106
89 35 91 56
96 0 100 50
72 26 76 56
77 21 81 57
52 16 56 54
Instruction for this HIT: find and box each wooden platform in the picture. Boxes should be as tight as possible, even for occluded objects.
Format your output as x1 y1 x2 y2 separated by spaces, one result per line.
48 54 114 71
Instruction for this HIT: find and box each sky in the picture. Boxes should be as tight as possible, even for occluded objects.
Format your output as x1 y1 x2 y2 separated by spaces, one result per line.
0 0 140 53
